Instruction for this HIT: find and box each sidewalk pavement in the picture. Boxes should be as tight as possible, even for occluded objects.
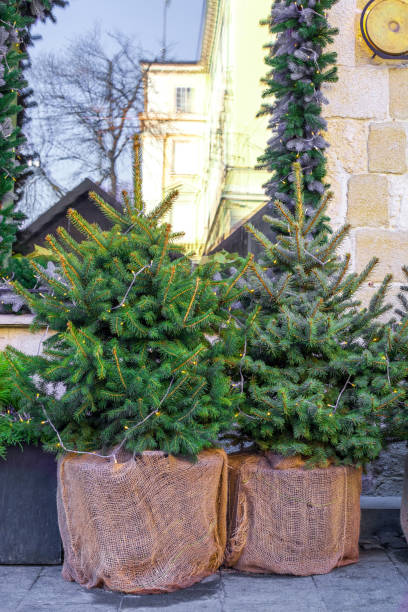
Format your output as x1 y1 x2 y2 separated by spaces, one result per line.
2 547 408 612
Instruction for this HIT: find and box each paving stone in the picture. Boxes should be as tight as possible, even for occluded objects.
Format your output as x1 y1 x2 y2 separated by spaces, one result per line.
0 565 42 612
17 605 120 612
17 566 122 608
121 601 221 611
4 552 408 611
221 570 326 611
0 564 42 588
2 593 35 612
222 602 325 612
313 550 408 611
388 548 408 582
120 573 222 610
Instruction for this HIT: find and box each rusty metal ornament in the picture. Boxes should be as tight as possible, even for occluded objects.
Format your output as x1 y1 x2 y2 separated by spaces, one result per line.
361 0 408 59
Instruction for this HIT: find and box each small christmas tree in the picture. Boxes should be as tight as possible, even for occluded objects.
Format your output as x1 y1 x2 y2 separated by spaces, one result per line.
7 136 246 458
231 163 401 466
258 0 338 217
374 266 408 442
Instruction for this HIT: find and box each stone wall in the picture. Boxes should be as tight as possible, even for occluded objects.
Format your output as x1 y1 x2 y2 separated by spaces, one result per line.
363 443 406 496
0 315 51 355
325 0 408 308
324 0 408 495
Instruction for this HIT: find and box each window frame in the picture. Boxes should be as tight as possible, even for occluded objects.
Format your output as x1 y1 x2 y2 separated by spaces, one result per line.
175 87 193 113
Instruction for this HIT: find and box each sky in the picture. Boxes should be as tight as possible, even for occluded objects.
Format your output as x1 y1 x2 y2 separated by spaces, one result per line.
30 0 206 61
21 1 206 223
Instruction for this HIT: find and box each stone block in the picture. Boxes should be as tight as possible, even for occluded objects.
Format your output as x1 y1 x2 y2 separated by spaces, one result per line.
355 229 408 281
0 316 51 354
390 69 408 119
347 174 389 227
328 0 356 67
313 553 408 612
326 119 368 173
355 281 400 322
326 158 347 227
388 174 408 230
324 67 388 119
368 124 407 174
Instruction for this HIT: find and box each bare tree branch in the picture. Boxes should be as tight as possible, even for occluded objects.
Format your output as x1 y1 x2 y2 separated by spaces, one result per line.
21 29 156 217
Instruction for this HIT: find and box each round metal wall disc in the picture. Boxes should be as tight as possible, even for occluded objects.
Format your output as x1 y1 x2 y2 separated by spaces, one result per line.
365 0 408 55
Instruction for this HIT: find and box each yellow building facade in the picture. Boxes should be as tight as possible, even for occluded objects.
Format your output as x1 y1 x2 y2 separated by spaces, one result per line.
141 0 408 299
140 0 271 256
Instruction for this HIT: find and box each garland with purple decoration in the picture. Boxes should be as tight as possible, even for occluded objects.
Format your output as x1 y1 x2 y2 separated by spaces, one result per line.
0 1 68 272
258 0 339 219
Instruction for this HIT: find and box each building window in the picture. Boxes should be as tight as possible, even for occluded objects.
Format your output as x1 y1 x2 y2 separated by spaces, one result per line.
172 141 197 175
175 87 193 113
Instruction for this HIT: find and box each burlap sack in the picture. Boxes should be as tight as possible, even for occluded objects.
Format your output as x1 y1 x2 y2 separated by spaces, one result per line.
400 453 408 542
57 448 228 593
225 453 362 576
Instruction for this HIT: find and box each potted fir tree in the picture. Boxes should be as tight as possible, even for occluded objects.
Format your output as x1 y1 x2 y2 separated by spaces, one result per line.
379 267 408 542
7 137 245 593
224 164 401 576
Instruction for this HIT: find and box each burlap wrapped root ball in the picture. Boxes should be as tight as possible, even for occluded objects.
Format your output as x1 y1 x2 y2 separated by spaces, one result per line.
225 453 362 576
57 448 228 593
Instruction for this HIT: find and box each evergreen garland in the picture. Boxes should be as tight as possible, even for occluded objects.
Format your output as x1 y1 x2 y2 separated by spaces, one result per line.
258 0 339 218
0 1 68 272
0 2 28 270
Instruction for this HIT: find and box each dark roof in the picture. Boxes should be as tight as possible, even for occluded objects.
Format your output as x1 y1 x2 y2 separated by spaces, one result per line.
206 201 274 259
15 179 122 255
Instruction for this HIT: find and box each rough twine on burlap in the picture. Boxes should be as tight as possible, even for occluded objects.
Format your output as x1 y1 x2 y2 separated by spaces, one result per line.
57 448 228 594
225 453 362 576
400 453 408 543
